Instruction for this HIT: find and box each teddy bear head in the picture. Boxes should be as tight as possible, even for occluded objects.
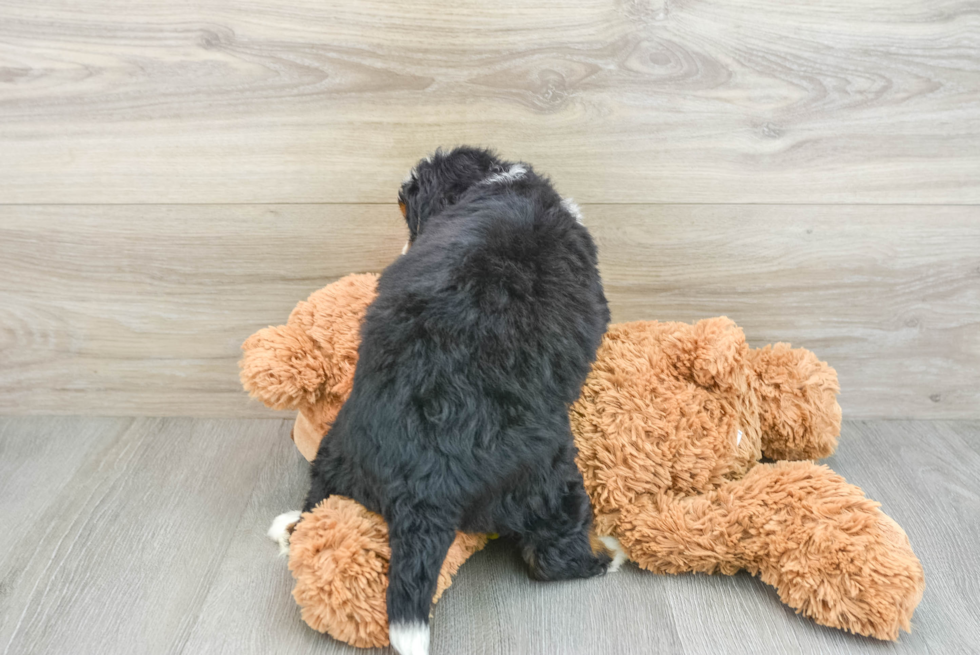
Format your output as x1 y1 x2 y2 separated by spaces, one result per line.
240 273 378 460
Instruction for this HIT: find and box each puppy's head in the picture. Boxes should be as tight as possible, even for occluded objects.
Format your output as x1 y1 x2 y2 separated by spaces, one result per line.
397 146 509 244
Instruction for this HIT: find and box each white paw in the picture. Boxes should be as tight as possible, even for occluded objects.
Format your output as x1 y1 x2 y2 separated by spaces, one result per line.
389 621 430 655
600 535 628 573
267 510 301 556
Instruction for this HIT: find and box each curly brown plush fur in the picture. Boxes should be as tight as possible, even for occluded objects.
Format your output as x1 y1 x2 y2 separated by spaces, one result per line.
242 274 924 647
615 462 922 640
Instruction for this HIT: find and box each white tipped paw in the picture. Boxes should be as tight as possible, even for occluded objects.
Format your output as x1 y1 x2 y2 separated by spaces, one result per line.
267 510 301 556
389 621 430 655
600 535 628 573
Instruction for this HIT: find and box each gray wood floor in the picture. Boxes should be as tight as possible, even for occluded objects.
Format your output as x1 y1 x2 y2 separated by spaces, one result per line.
1 417 977 655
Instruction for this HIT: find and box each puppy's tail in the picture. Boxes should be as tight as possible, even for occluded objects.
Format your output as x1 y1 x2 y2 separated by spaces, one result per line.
386 511 456 655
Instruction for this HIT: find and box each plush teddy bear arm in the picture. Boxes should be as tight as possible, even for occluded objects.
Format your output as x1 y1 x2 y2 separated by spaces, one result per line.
747 344 842 460
288 497 488 648
240 323 329 411
615 461 923 641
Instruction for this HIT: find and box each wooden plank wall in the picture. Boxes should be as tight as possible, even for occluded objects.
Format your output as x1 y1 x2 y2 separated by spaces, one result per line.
1 0 978 418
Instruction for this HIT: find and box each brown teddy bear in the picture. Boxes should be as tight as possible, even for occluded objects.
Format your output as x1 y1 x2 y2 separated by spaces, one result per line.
241 273 924 648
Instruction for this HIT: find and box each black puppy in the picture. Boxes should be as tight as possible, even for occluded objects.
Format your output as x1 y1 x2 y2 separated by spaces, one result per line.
272 147 616 655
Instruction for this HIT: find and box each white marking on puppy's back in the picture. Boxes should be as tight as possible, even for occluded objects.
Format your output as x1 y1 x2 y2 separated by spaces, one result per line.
268 510 301 556
482 164 527 186
599 535 628 573
561 197 584 224
389 621 430 655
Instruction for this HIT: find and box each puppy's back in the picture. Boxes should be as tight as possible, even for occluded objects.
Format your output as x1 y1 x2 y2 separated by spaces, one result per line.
363 187 606 408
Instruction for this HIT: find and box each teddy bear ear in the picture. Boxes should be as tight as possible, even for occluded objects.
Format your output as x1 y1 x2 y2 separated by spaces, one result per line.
663 317 748 388
240 324 329 410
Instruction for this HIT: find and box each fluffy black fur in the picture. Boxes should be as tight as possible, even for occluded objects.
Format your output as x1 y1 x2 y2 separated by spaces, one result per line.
304 147 611 643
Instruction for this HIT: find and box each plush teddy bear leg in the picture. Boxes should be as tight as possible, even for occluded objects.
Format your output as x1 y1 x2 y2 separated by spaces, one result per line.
287 497 488 649
616 462 924 640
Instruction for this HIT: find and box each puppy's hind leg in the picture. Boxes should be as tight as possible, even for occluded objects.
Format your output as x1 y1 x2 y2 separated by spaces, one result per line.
519 468 612 582
386 509 457 655
302 442 359 513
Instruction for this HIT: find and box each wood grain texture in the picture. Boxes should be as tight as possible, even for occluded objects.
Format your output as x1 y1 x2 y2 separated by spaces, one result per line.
1 417 977 654
1 204 977 419
1 0 978 203
0 416 133 566
0 417 281 655
183 422 362 655
589 204 980 419
0 205 406 417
